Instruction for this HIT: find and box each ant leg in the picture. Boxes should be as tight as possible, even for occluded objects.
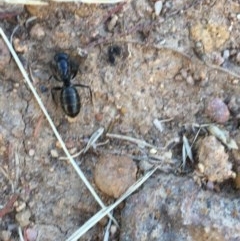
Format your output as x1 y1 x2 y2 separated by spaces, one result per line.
50 61 62 82
70 60 79 79
74 84 93 104
51 87 62 106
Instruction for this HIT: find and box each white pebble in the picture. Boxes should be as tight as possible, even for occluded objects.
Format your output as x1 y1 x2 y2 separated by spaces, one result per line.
16 202 26 212
149 148 157 154
28 149 35 157
107 14 118 32
222 49 230 60
154 1 163 16
50 149 59 158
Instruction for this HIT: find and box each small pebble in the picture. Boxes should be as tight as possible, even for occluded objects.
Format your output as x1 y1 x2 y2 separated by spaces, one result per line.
212 52 224 66
50 149 59 158
28 149 35 157
24 227 38 241
0 38 11 72
15 209 31 227
16 201 26 212
222 49 230 60
30 23 45 40
236 52 240 63
110 225 117 236
77 47 88 58
205 98 230 123
234 172 240 189
228 95 240 116
186 75 195 85
154 1 163 16
0 230 11 241
13 38 28 53
180 69 188 79
149 148 157 154
107 14 118 32
55 141 62 149
237 13 240 20
95 113 103 122
197 135 234 182
174 73 183 81
94 154 137 198
139 160 154 172
232 79 239 85
69 147 77 155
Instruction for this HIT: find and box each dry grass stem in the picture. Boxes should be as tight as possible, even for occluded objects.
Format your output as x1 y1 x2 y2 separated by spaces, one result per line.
67 166 158 241
14 152 20 189
106 133 158 149
59 127 106 160
3 0 125 4
18 227 24 241
183 135 193 162
4 0 48 4
103 211 113 241
51 0 125 2
0 27 118 228
84 127 104 153
153 118 173 133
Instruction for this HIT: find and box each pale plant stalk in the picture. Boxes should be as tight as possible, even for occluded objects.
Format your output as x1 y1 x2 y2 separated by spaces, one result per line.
3 0 125 3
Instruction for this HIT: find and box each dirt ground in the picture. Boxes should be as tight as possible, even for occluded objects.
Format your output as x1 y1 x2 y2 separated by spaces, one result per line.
1 0 240 240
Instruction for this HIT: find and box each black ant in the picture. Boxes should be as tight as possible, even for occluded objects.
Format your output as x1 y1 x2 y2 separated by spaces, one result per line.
51 53 92 118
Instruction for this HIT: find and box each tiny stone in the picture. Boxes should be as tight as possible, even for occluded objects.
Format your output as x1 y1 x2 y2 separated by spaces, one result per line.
149 148 157 154
174 74 183 81
236 52 240 63
154 1 163 16
25 228 38 241
107 14 118 32
0 230 11 241
139 160 154 172
94 154 137 198
232 79 239 85
222 49 230 60
197 163 205 173
16 201 26 212
50 149 59 158
55 141 62 149
197 136 233 182
228 95 240 116
186 75 195 85
28 149 35 157
237 13 240 20
77 47 88 58
13 38 28 53
95 113 103 122
110 225 117 236
0 38 11 72
205 98 230 123
69 147 77 155
212 52 224 66
15 209 31 227
180 69 188 79
30 23 45 40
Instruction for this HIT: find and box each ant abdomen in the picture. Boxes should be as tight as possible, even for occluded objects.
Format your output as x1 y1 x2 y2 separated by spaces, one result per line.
61 86 81 118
